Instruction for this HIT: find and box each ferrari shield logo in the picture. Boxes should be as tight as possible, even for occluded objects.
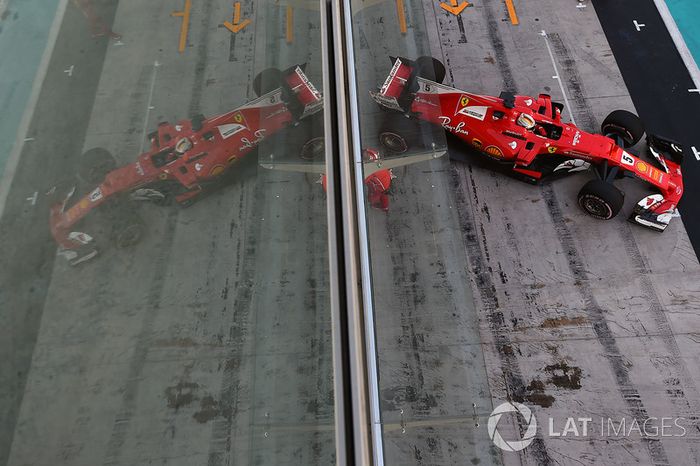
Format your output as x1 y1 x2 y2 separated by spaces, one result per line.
455 94 470 115
548 146 557 154
233 111 248 127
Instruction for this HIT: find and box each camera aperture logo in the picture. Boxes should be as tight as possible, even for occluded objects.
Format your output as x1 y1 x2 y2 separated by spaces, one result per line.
487 402 537 452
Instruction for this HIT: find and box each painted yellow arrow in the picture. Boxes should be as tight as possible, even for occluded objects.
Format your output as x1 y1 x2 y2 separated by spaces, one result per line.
439 0 471 15
224 2 251 34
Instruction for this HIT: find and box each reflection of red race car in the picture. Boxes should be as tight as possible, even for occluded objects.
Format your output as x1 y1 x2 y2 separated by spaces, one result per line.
50 65 323 265
260 147 445 211
372 56 685 231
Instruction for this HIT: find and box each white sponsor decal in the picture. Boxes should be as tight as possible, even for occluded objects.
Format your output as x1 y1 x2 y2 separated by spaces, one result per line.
239 129 267 151
295 66 322 99
457 105 488 121
573 131 581 146
509 141 518 150
524 99 533 106
438 116 468 136
381 59 403 94
620 151 635 167
89 188 103 202
217 123 247 139
135 161 144 176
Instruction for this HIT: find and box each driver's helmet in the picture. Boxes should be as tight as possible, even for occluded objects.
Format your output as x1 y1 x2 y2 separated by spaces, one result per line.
175 137 193 154
517 113 536 130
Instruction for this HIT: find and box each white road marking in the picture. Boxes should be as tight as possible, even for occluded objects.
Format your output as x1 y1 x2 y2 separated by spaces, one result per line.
689 89 700 94
692 146 700 161
633 20 645 31
652 0 700 89
63 65 74 77
0 0 8 17
23 137 34 142
540 30 577 126
139 60 161 154
26 191 38 206
0 0 70 220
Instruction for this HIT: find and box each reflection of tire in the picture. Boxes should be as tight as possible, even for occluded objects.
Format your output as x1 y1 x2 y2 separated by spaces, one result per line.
253 68 282 97
112 211 144 248
415 56 446 84
299 136 325 161
601 110 644 148
78 148 117 185
379 113 417 154
577 179 624 220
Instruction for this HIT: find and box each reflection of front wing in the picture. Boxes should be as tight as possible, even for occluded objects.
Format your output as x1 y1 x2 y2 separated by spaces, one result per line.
259 148 447 176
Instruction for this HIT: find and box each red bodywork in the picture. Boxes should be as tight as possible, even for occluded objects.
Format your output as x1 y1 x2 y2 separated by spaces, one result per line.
50 66 323 254
372 57 684 231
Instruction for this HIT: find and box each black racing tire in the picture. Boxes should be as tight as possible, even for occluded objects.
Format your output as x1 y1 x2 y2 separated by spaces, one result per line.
601 110 645 148
299 136 325 161
111 212 145 248
253 68 283 97
378 113 418 154
415 56 446 84
78 148 117 185
577 179 625 220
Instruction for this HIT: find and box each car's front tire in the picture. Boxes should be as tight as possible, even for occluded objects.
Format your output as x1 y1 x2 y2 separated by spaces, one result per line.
577 179 625 220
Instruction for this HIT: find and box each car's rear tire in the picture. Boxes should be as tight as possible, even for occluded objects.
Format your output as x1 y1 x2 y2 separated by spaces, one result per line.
253 68 282 97
78 148 117 185
577 179 624 220
415 56 446 84
601 110 645 148
112 212 145 248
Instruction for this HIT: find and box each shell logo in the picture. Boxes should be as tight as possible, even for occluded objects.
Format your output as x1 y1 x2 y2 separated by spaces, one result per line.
636 161 649 174
485 145 504 158
210 165 226 177
227 155 238 164
80 199 90 209
472 138 483 149
159 173 169 180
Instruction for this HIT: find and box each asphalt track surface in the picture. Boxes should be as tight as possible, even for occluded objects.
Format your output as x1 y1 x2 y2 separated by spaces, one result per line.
2 0 700 465
592 0 700 256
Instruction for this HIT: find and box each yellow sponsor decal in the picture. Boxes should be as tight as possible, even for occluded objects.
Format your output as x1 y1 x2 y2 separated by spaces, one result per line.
80 199 90 209
485 145 503 158
210 165 226 176
636 161 649 174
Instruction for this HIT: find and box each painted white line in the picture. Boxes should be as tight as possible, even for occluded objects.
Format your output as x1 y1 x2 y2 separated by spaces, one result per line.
64 64 74 76
633 20 645 31
26 191 38 206
689 89 700 94
692 146 700 161
540 30 577 126
138 60 161 154
0 0 69 221
651 0 700 90
0 0 8 18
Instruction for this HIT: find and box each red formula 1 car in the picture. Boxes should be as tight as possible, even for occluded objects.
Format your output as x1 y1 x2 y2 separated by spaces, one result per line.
50 65 324 265
371 56 685 231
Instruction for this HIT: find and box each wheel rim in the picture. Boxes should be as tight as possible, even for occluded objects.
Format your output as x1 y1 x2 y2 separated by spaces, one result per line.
116 224 142 248
580 195 612 219
380 131 408 153
300 137 325 161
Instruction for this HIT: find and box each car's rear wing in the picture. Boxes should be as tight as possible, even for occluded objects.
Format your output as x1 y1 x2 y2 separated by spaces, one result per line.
280 64 323 120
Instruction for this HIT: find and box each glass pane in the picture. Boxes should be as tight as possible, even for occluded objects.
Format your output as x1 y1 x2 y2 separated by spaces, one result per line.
346 0 497 463
0 1 335 465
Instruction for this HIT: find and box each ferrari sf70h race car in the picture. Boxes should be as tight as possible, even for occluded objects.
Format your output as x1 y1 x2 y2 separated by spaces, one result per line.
371 56 685 232
50 65 324 265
